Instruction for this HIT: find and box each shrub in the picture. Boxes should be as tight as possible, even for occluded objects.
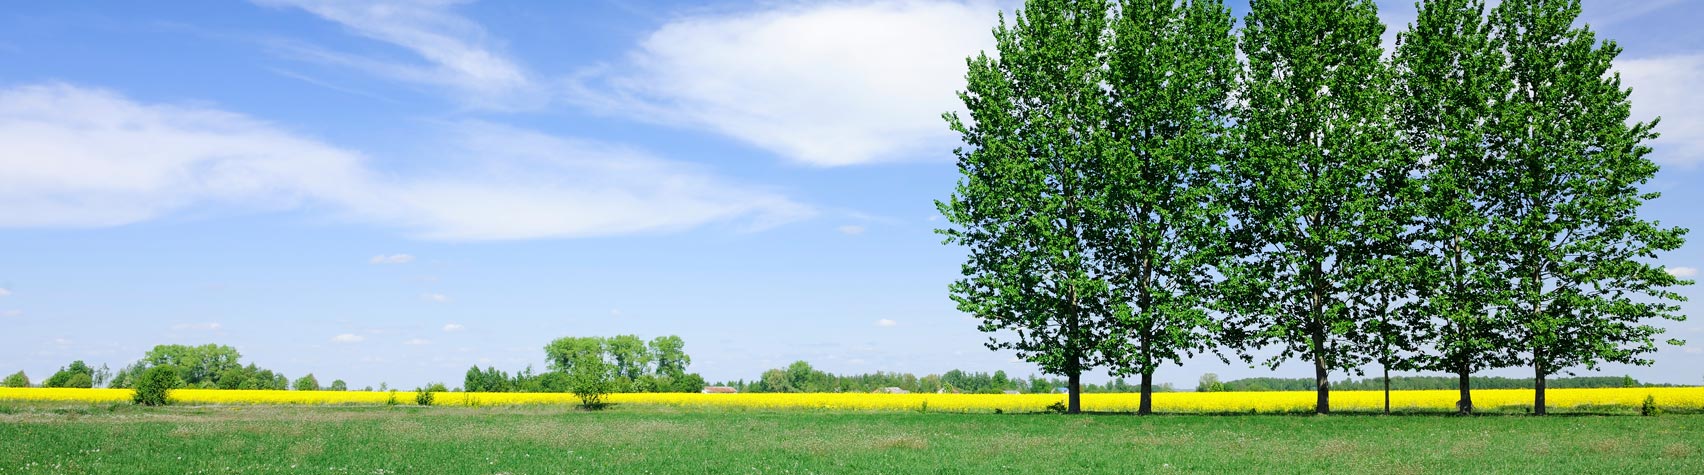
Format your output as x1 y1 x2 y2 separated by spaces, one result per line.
329 380 348 391
414 388 435 406
567 354 615 409
133 366 181 406
385 391 399 406
1 371 28 388
1642 395 1661 416
1045 401 1068 414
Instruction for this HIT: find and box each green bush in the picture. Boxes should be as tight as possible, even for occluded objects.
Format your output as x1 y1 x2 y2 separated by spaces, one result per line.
293 374 320 391
567 354 615 409
329 380 348 391
133 366 181 406
1641 395 1660 416
414 388 435 406
1 371 28 388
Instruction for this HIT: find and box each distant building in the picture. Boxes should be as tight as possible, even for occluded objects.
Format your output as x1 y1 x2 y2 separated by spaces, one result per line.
1052 387 1070 394
873 387 909 394
1002 390 1021 395
701 386 738 394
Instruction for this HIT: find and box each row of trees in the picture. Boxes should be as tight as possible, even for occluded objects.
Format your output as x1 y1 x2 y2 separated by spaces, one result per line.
0 345 351 392
1197 373 1664 392
2 361 111 389
940 0 1690 414
717 361 1176 394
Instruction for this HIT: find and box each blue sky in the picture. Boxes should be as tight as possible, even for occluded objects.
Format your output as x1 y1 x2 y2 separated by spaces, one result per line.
1 0 1699 390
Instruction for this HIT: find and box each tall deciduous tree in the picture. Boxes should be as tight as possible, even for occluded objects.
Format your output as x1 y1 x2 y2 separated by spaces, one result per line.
649 335 691 377
940 0 1118 414
1101 0 1238 416
1394 0 1513 415
1225 0 1404 414
1485 0 1690 415
606 335 652 381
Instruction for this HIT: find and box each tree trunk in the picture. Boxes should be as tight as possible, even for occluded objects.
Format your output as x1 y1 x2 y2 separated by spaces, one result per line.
1533 359 1547 416
1457 364 1473 415
1139 371 1154 415
1382 365 1391 415
1313 333 1330 415
1067 370 1082 414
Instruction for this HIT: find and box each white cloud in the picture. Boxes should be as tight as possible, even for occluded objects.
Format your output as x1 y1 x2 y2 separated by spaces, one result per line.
332 333 366 343
567 0 999 166
422 293 451 303
838 225 866 235
0 309 20 318
404 338 432 345
0 287 9 297
172 322 223 331
876 318 897 327
370 253 415 264
0 84 810 239
1667 266 1699 278
1617 55 1704 166
253 0 533 107
442 323 464 332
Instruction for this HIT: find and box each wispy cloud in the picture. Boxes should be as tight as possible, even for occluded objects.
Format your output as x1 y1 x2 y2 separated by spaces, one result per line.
442 323 464 332
404 338 432 345
838 225 866 235
253 0 533 107
421 293 450 303
332 333 366 343
370 253 416 264
876 318 897 327
0 84 810 239
0 287 9 297
1668 266 1699 278
0 309 20 318
1618 55 1704 166
566 0 999 166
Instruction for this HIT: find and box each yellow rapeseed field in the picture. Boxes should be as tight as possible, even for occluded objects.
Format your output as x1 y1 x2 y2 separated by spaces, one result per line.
3 387 1701 413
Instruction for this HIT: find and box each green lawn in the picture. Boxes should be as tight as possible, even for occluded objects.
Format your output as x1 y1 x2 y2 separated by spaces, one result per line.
2 403 1700 474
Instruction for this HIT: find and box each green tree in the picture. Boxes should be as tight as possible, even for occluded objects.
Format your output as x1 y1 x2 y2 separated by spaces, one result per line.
605 335 652 381
293 373 320 391
2 371 29 388
649 335 691 377
1224 0 1405 415
566 351 615 409
44 360 96 388
1485 0 1690 415
329 379 348 391
758 368 791 393
1393 0 1512 415
1100 0 1239 416
545 337 606 373
132 366 180 406
940 0 1119 414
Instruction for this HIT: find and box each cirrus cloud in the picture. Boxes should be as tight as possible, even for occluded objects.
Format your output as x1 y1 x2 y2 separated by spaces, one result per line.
0 84 811 239
332 333 366 343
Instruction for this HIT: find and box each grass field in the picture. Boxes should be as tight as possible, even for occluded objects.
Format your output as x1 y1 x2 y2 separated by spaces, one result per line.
2 402 1701 474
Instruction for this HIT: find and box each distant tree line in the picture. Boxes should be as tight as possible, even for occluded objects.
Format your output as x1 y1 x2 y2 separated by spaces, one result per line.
939 0 1691 415
464 335 707 399
713 361 1175 394
1202 374 1673 392
1 344 350 392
